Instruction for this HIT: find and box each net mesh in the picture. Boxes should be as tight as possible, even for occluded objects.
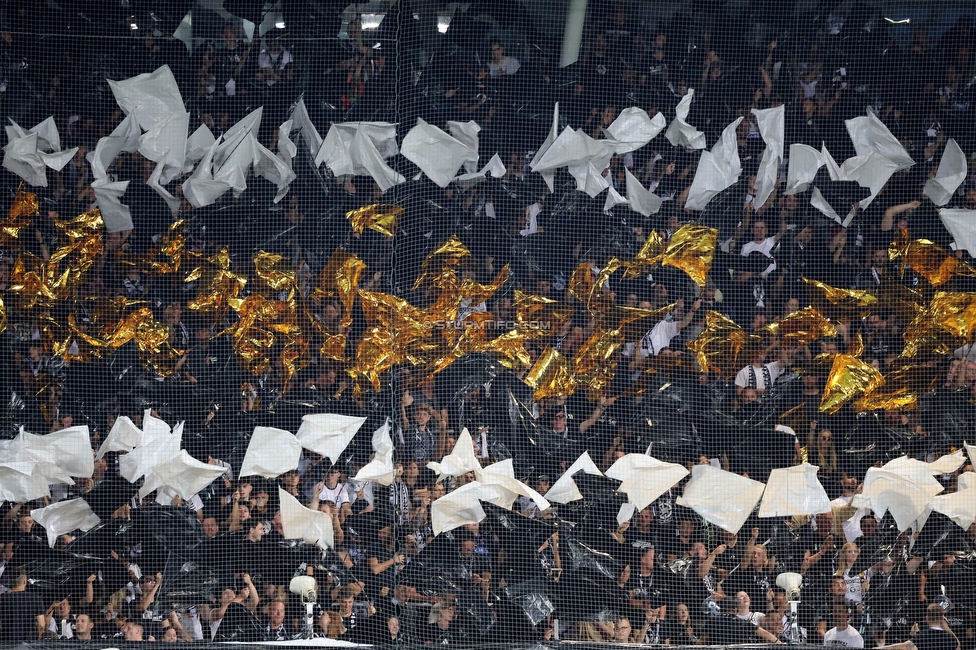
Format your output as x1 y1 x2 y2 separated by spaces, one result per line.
0 0 974 646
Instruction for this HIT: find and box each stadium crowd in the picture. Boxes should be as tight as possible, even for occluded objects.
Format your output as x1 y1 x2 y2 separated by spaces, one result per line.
1 0 976 646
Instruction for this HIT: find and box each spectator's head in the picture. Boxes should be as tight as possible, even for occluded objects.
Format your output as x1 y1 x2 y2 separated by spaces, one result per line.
751 220 768 243
926 603 946 625
549 408 568 434
613 617 632 642
202 516 220 538
123 621 144 641
410 402 432 428
162 625 179 642
831 604 851 628
751 543 768 570
830 575 846 597
246 521 265 543
268 599 286 627
17 514 34 534
489 41 505 62
74 613 94 639
735 591 751 614
335 587 355 616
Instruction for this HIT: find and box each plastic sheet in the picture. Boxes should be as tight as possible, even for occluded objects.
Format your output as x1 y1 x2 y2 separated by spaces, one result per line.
3 118 78 186
924 138 967 206
278 487 335 550
239 426 302 479
676 464 765 533
852 457 945 531
545 451 604 504
295 413 367 464
352 419 396 485
929 487 976 530
605 453 689 511
751 106 784 210
845 112 915 172
401 118 478 188
665 89 706 149
108 65 186 132
784 143 824 195
603 107 666 154
938 209 976 257
758 463 831 517
426 428 482 479
317 121 405 192
624 167 664 216
30 498 100 547
685 117 744 211
139 450 228 502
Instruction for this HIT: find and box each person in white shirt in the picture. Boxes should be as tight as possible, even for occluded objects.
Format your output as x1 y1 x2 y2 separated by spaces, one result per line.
256 38 293 86
488 42 520 77
734 348 785 395
739 219 787 277
627 298 702 376
824 604 864 648
311 466 351 521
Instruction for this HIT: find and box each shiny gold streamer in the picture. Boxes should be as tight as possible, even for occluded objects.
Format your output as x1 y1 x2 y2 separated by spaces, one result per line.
820 354 884 414
853 363 941 412
688 310 755 379
661 224 718 287
525 347 578 400
346 203 404 237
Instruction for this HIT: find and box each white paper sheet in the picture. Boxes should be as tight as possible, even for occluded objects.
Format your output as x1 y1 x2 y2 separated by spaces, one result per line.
605 453 689 511
296 413 367 464
665 90 707 150
939 209 976 256
529 103 560 191
181 137 231 208
758 463 831 517
96 416 144 459
685 117 744 211
401 118 476 188
447 121 482 173
88 114 141 179
140 450 228 501
290 98 323 155
31 499 100 548
751 106 785 210
852 457 944 531
239 427 302 479
2 119 78 187
845 112 915 172
624 168 664 216
784 143 824 195
108 65 186 132
92 177 133 233
352 420 396 485
455 153 506 186
427 429 481 479
923 139 966 206
278 488 335 549
545 451 604 504
925 450 967 475
604 107 666 154
31 426 94 479
928 487 976 530
676 464 765 534
475 459 550 513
